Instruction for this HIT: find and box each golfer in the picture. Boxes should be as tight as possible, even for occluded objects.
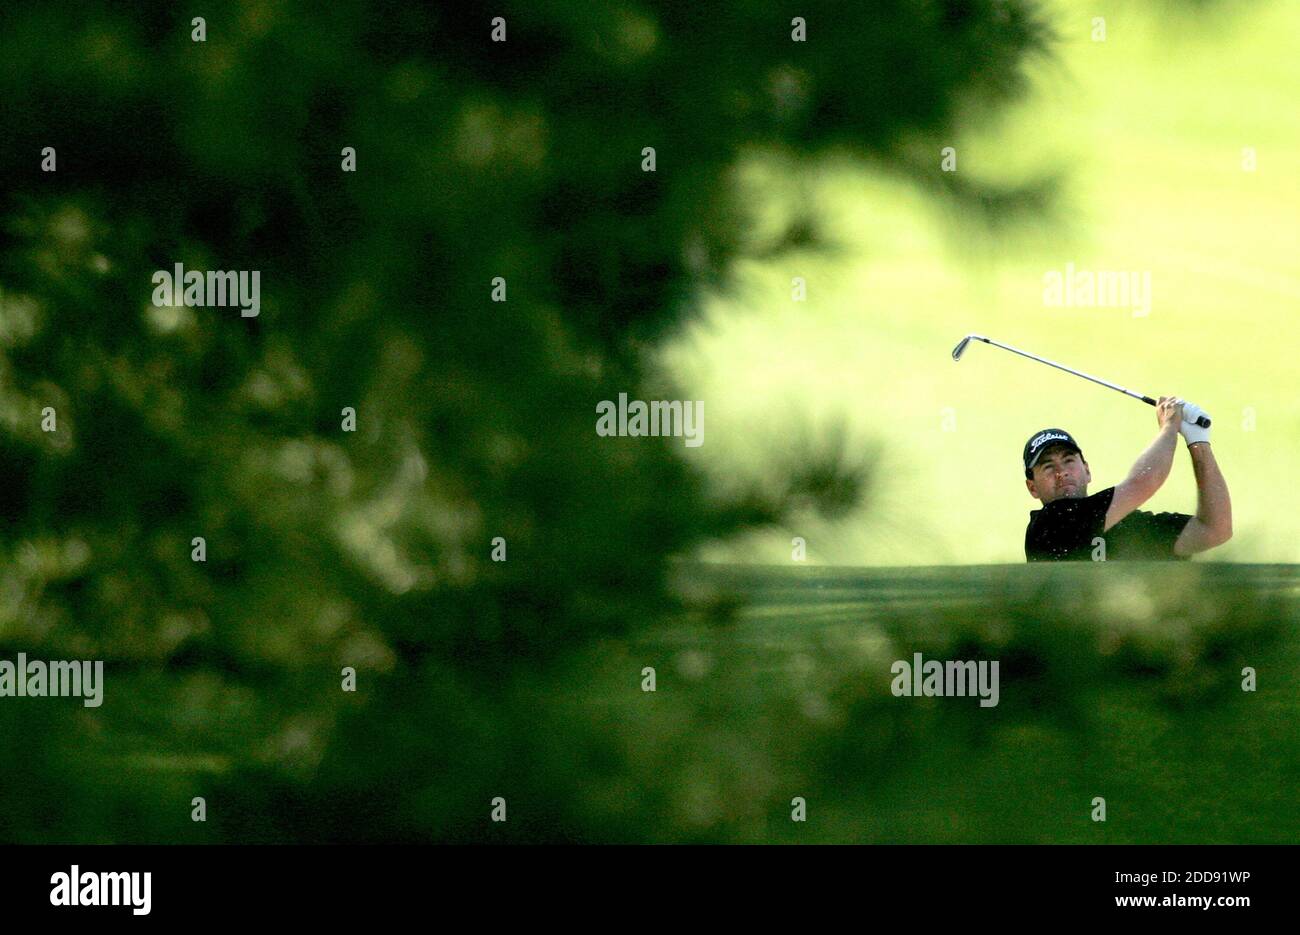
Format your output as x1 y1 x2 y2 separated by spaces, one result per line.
1023 397 1232 561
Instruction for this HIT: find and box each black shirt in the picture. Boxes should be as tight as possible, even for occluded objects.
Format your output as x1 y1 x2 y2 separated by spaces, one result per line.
1025 486 1193 562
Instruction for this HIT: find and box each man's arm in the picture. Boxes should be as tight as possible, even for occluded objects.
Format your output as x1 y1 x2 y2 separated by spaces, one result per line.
1104 397 1182 531
1173 442 1232 556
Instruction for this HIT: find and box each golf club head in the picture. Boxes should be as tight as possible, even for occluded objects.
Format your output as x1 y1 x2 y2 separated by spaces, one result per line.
951 334 984 361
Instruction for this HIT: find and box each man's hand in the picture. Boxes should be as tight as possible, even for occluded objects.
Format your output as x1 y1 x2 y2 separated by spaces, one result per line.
1155 396 1184 432
1179 400 1211 446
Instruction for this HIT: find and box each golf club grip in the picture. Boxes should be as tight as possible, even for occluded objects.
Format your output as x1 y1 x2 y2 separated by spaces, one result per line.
1140 396 1211 427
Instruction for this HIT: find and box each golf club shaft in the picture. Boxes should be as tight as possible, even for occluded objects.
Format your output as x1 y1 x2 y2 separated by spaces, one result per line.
967 336 1211 427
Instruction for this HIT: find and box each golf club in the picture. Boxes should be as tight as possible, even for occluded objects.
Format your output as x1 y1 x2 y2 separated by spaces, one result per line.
951 334 1211 427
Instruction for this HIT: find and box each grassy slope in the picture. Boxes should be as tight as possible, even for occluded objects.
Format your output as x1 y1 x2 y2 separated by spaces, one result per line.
641 562 1300 842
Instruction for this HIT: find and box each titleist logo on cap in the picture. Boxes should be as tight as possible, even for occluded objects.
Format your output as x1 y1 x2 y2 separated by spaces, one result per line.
1031 432 1071 449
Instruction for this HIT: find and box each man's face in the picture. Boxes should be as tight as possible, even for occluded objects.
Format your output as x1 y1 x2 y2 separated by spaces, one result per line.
1025 444 1091 504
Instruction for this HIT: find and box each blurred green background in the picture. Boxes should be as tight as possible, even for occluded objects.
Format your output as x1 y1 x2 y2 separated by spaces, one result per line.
0 0 1295 843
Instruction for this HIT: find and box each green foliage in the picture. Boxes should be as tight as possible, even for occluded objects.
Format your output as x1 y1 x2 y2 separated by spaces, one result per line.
22 1 1265 844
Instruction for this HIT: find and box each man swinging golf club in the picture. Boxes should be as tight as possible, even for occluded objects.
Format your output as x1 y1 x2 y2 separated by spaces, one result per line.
951 334 1233 560
1022 397 1232 561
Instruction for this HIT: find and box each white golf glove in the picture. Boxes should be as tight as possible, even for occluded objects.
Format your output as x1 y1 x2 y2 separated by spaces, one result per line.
1179 400 1211 446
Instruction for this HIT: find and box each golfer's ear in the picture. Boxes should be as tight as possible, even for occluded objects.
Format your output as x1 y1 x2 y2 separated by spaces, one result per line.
1025 477 1038 499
